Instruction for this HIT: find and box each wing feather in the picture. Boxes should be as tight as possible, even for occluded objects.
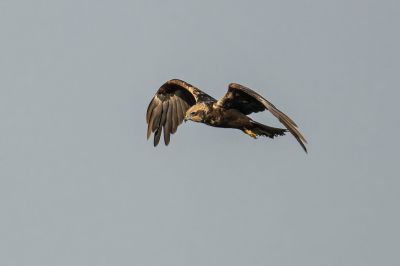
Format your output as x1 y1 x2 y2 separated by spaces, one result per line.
176 97 185 125
147 102 161 139
160 101 169 129
164 99 173 145
151 104 162 132
163 125 171 146
170 98 178 134
146 79 214 146
146 98 157 124
154 128 162 146
161 101 170 145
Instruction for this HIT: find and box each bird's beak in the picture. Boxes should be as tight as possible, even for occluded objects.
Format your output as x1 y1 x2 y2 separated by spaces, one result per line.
184 113 191 122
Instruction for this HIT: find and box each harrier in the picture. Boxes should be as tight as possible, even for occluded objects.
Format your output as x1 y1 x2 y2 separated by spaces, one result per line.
146 79 308 152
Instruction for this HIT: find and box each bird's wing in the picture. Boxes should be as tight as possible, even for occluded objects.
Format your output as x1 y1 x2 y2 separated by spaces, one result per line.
146 79 215 146
217 83 308 152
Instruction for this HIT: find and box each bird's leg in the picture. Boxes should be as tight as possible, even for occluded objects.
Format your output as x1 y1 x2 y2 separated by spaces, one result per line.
243 128 258 139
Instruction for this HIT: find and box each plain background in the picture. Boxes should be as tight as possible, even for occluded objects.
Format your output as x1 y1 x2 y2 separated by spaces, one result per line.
1 0 399 265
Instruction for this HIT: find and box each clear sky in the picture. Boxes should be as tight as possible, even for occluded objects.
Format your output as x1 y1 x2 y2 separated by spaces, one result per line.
1 0 399 265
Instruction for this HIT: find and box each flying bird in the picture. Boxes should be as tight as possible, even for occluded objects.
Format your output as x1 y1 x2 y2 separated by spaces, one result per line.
146 79 308 153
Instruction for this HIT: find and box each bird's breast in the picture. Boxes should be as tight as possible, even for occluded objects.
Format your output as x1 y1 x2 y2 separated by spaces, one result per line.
204 116 220 127
203 109 231 128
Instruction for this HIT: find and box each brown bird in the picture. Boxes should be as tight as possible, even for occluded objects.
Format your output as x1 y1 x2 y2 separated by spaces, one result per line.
146 79 308 153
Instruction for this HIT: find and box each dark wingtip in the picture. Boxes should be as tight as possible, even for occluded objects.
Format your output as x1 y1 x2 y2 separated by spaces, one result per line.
300 141 308 154
153 128 161 147
153 138 159 147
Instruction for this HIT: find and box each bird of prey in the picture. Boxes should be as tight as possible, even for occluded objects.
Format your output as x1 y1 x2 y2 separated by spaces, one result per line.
146 79 308 153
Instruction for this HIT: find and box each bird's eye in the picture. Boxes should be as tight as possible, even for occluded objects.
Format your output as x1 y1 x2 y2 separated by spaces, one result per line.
190 111 196 115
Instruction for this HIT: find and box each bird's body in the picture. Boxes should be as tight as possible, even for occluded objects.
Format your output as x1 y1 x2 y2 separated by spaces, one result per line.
186 102 241 128
186 102 286 138
146 79 308 152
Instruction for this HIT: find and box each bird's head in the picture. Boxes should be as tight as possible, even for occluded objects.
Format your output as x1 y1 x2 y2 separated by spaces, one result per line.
184 104 208 123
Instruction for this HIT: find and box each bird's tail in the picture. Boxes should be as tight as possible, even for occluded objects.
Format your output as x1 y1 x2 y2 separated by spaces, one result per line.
245 121 287 139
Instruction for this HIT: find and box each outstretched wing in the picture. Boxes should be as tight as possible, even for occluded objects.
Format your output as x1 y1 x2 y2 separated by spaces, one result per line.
146 79 215 146
217 83 308 152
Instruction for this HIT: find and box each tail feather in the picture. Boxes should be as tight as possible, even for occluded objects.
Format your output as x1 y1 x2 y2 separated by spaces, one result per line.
250 121 287 138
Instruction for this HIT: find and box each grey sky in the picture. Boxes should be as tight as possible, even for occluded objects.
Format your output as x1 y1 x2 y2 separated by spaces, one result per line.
1 0 399 265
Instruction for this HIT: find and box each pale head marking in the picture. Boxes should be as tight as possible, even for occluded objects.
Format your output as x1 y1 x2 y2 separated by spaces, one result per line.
185 103 209 122
186 103 208 115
